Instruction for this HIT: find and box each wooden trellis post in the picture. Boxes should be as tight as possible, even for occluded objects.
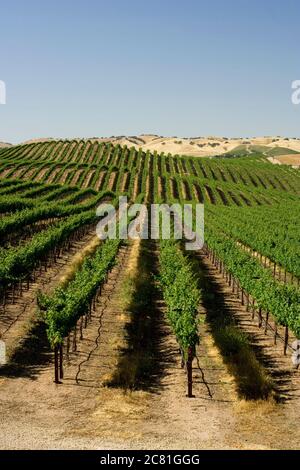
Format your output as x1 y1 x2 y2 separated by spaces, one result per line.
59 344 64 380
54 345 59 384
284 326 289 355
186 347 194 398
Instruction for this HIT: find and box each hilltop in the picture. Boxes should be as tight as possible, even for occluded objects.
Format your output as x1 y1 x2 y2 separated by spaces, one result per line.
0 142 12 148
16 134 300 160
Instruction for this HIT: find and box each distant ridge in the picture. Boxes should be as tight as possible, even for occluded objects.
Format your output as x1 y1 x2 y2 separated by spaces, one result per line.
0 142 12 148
14 134 300 158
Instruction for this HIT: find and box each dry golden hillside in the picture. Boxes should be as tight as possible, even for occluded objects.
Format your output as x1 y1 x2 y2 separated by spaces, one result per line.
19 135 300 159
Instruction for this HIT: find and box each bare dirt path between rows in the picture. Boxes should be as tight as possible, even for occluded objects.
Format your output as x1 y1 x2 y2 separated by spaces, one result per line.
0 244 299 449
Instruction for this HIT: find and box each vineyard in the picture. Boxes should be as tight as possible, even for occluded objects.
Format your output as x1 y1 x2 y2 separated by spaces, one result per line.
0 139 299 449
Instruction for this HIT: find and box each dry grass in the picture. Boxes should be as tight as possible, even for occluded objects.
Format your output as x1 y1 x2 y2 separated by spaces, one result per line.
276 154 300 166
5 315 37 360
203 325 276 417
213 325 274 400
108 240 156 390
101 240 141 388
202 333 237 398
69 387 151 441
59 236 101 287
235 398 277 415
116 239 141 310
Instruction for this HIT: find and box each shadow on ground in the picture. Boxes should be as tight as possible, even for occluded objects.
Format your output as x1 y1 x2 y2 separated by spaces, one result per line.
0 320 52 380
108 240 178 394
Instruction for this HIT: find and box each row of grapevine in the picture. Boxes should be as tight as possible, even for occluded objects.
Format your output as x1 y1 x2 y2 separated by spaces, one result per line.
38 237 122 351
207 204 300 280
0 210 98 290
159 239 201 397
1 140 298 208
204 222 300 340
0 198 99 241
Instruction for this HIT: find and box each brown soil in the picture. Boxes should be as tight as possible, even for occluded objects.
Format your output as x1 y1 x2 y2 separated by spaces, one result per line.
82 170 96 189
61 142 77 163
53 143 69 162
10 166 28 179
34 165 51 181
69 169 84 187
47 166 64 184
59 168 74 185
78 142 91 164
95 171 106 191
0 167 14 179
88 144 99 164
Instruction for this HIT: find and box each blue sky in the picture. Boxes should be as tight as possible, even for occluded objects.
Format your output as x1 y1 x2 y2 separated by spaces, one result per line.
1 0 300 143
